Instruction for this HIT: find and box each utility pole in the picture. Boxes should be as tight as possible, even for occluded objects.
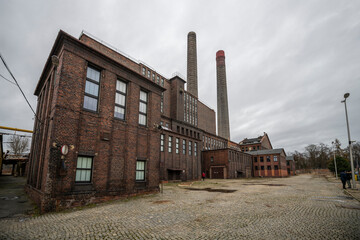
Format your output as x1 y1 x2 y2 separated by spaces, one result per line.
341 93 356 189
0 135 3 176
332 141 338 179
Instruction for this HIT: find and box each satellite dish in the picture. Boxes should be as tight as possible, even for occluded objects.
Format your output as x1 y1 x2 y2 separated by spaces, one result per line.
61 145 69 155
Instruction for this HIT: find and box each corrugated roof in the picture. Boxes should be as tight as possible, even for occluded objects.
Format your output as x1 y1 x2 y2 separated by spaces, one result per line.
247 148 285 155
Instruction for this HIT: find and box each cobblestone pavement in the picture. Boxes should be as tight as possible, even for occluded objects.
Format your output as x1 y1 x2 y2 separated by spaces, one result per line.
1 174 359 240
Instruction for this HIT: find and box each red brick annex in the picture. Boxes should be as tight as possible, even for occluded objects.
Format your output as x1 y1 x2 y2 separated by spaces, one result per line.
26 30 294 212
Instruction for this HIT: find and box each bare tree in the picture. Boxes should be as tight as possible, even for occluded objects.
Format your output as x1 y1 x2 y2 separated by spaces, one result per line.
7 135 29 155
305 144 319 169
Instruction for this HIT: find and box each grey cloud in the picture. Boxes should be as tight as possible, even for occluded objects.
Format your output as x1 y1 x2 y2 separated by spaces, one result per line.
0 0 359 153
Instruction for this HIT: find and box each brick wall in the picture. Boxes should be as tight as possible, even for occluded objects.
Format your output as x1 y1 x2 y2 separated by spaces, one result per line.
252 152 288 178
202 149 252 179
197 101 216 135
27 31 164 212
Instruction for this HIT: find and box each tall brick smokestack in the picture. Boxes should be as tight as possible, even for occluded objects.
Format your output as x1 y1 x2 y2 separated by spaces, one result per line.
187 31 198 97
216 50 230 140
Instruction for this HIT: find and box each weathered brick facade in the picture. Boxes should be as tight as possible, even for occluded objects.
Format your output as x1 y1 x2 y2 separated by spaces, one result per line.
27 31 164 212
239 132 272 152
27 30 295 212
202 149 252 179
27 30 246 212
286 156 296 176
249 149 288 177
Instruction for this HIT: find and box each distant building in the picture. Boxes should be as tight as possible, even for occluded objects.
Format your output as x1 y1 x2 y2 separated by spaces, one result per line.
248 149 288 177
202 146 252 179
239 132 272 152
2 153 28 176
286 156 296 176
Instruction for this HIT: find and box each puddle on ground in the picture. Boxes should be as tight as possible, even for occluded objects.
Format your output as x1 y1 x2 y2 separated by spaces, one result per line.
242 183 286 186
184 188 236 193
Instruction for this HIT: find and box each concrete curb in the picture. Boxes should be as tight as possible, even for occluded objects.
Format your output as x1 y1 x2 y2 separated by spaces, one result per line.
344 189 360 203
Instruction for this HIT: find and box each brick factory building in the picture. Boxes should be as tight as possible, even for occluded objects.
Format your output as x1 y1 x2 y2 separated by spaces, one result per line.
286 156 296 176
26 30 295 212
239 132 272 152
249 149 288 177
202 147 252 179
26 30 246 212
239 133 290 177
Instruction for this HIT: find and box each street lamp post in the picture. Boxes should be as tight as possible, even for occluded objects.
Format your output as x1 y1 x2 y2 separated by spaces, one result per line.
341 93 356 189
332 141 338 179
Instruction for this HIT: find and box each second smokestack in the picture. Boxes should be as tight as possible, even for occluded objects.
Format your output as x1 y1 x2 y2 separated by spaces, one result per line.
216 50 230 140
187 31 198 97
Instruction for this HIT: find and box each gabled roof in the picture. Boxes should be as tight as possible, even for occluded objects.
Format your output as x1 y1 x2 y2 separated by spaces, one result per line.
239 132 273 149
247 148 286 156
240 137 261 144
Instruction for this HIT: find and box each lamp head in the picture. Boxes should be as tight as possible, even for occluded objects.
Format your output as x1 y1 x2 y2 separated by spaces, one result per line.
344 93 350 99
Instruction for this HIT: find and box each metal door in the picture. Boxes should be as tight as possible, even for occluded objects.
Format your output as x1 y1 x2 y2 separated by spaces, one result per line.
211 167 224 179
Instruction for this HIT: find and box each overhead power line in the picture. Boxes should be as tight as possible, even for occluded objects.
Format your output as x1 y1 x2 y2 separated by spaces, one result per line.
0 52 41 123
0 73 17 85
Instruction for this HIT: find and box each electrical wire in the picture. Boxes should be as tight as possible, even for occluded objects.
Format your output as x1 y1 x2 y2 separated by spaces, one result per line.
0 52 38 119
0 73 17 85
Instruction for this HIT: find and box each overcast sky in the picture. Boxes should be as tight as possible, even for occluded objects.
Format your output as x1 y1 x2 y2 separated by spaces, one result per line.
0 0 359 153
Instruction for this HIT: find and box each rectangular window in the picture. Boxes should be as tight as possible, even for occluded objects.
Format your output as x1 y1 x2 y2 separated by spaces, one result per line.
260 156 264 162
139 90 148 125
189 141 192 155
274 165 279 170
136 160 146 181
114 80 127 119
267 156 271 162
160 134 164 152
267 166 271 170
194 142 197 156
182 139 186 155
261 166 264 170
75 156 93 183
255 166 258 170
161 78 164 86
274 156 278 162
160 92 164 113
176 138 179 154
287 161 290 166
84 66 100 112
254 157 257 162
168 136 172 153
156 76 160 84
152 73 155 81
211 156 214 162
147 70 151 78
